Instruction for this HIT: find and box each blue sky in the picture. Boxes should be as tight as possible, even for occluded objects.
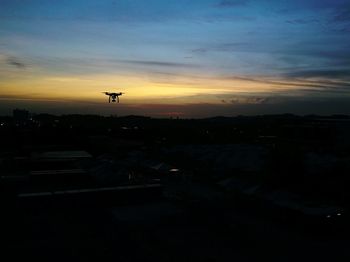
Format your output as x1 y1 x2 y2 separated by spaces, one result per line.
0 0 349 117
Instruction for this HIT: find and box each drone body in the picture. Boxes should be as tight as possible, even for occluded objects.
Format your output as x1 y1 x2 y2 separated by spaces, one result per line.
103 92 124 103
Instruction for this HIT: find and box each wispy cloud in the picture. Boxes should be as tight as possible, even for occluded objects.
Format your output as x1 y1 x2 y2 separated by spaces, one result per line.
223 75 347 89
191 42 253 55
217 0 249 8
191 48 208 54
284 69 350 79
219 74 350 97
117 60 197 68
286 18 319 25
6 56 26 69
332 6 350 22
221 96 270 104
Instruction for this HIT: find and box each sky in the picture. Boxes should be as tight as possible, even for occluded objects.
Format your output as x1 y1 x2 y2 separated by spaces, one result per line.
0 0 350 117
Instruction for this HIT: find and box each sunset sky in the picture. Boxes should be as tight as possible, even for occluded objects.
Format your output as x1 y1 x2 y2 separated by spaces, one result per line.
1 0 350 117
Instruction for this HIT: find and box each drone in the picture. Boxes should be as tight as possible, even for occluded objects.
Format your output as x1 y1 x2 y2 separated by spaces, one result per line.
103 92 124 103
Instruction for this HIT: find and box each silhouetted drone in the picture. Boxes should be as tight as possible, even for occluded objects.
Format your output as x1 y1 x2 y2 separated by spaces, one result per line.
103 92 124 103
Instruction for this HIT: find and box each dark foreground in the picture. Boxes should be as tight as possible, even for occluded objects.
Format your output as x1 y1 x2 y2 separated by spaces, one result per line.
1 113 350 261
2 191 350 262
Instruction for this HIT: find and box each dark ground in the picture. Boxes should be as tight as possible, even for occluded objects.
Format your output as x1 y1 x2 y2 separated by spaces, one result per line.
1 114 350 261
2 194 350 262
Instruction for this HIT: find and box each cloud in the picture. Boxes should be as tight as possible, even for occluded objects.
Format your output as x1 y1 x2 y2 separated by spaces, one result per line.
191 48 208 54
333 6 350 22
337 27 350 32
223 75 348 90
217 0 248 8
280 70 350 96
219 74 350 97
213 42 253 52
6 57 26 69
191 42 252 55
286 19 319 25
118 60 197 68
221 96 270 104
279 1 349 15
13 55 198 76
0 0 252 24
284 69 350 79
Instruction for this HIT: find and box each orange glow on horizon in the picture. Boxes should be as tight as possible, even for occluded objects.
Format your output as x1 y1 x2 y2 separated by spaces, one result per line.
0 71 330 105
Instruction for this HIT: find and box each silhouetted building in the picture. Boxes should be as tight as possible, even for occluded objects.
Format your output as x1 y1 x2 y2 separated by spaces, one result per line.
13 108 30 123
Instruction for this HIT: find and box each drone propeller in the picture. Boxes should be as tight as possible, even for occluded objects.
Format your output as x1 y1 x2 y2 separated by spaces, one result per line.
102 92 125 95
